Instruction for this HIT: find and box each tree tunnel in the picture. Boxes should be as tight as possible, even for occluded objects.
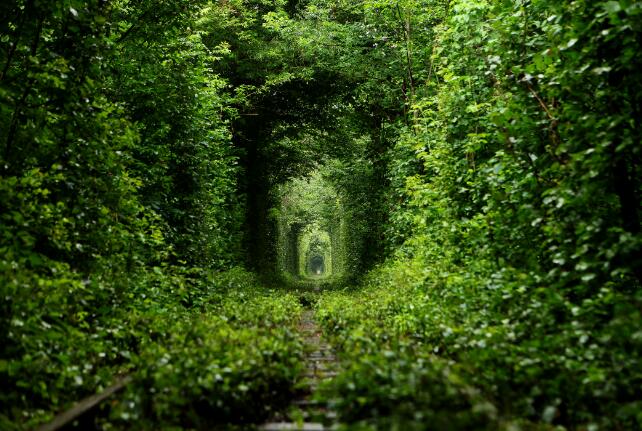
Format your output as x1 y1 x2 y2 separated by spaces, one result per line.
273 170 352 284
229 71 390 283
298 226 332 279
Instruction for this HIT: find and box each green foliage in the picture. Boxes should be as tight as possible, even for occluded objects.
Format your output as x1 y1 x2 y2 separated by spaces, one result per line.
108 270 304 429
351 0 642 427
109 4 244 267
274 169 347 282
2 0 642 429
316 261 642 429
317 281 499 430
293 3 642 427
1 267 305 429
312 2 642 424
0 0 245 427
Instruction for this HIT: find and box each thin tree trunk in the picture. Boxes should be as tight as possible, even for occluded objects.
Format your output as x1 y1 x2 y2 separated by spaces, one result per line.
396 5 417 131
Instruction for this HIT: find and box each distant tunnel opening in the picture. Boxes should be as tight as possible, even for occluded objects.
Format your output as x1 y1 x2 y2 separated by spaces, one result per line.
309 255 325 275
274 169 349 286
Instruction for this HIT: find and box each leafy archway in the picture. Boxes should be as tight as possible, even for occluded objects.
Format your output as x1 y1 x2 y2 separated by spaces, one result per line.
273 168 350 285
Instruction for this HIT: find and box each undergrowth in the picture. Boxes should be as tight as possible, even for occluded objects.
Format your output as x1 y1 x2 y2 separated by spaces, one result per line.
316 258 642 430
1 267 304 430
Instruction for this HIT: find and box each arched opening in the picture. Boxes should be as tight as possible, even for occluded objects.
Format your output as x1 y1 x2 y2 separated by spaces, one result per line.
309 255 325 276
274 169 351 286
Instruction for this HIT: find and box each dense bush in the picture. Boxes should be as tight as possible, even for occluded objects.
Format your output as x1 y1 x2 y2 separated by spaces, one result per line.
1 267 305 430
316 276 500 430
106 270 304 429
317 256 642 429
312 0 642 429
0 1 245 427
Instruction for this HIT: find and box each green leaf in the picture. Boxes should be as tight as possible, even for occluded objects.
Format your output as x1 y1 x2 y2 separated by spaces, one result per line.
603 1 621 13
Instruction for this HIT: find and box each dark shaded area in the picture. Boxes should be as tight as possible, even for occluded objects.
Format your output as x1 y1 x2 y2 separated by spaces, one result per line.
232 74 390 277
309 255 325 275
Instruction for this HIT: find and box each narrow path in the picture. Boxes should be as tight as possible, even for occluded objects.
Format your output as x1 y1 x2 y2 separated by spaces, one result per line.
261 310 338 431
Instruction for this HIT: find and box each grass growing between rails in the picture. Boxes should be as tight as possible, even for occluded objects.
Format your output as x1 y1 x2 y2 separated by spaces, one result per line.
2 268 305 430
315 258 642 430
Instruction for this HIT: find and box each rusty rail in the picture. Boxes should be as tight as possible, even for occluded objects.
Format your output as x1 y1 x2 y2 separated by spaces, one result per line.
34 375 132 431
